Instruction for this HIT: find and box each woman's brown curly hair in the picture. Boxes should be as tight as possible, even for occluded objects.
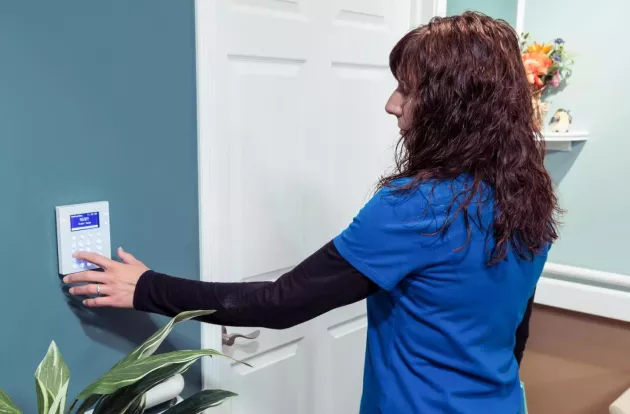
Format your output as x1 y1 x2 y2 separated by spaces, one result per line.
380 12 562 265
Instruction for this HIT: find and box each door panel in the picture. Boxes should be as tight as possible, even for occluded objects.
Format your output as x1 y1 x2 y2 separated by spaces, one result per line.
197 1 419 413
227 56 308 277
319 301 370 414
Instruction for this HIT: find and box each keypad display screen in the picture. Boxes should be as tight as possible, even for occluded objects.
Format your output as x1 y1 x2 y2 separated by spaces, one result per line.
70 212 100 232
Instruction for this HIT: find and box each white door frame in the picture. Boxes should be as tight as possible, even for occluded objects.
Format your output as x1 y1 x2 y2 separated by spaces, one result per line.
194 0 227 407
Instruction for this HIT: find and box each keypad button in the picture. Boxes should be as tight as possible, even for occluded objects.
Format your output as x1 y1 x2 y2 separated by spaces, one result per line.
96 239 102 245
71 243 77 249
97 245 103 252
78 241 84 247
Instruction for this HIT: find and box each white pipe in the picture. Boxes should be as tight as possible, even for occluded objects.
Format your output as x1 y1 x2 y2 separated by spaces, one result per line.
85 374 184 413
145 374 185 409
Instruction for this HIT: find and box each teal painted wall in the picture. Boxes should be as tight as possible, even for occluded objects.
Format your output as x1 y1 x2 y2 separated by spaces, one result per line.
524 1 627 274
447 0 518 27
0 1 200 411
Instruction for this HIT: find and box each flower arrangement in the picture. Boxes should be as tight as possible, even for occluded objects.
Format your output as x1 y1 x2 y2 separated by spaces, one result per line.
520 33 574 92
519 33 575 130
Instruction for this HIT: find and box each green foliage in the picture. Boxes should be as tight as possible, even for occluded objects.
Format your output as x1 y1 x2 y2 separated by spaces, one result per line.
0 311 237 414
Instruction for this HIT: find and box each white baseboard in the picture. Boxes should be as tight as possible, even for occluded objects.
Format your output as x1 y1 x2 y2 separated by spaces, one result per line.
536 262 630 323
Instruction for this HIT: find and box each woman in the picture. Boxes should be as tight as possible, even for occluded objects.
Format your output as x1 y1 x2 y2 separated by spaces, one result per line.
65 12 559 413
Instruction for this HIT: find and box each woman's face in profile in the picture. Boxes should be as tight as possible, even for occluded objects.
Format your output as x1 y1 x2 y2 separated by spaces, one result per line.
385 85 413 136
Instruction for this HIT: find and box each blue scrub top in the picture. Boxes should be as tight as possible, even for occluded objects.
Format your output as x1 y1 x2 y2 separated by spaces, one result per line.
334 178 547 413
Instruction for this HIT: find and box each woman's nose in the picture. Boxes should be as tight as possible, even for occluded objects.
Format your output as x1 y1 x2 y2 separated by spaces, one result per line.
385 101 402 117
385 92 403 117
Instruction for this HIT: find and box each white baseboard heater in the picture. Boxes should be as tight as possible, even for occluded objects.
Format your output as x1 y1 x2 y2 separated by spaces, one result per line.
85 374 185 414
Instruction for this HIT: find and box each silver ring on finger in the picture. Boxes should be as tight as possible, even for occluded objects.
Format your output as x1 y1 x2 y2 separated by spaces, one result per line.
96 284 101 295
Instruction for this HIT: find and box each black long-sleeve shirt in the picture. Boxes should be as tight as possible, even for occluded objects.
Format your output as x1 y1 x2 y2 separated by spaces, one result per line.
134 241 534 365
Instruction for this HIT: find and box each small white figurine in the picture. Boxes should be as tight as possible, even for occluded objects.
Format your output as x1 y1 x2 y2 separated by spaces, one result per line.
549 108 572 133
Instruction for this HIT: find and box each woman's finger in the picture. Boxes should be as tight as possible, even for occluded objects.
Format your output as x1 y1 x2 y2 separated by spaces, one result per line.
83 296 116 308
64 270 107 284
73 251 116 269
69 283 109 296
118 247 140 265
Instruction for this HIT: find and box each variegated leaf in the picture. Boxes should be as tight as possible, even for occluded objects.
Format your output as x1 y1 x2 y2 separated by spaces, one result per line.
0 389 22 414
69 394 102 414
161 390 237 414
92 360 196 414
34 341 70 414
70 310 215 412
118 310 215 366
77 349 226 399
125 394 145 414
35 378 52 414
47 380 68 414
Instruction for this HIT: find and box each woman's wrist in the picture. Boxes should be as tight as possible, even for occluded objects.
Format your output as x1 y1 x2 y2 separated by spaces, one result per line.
132 270 159 311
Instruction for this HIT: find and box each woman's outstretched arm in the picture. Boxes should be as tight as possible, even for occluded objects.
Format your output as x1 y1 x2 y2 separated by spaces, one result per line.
134 241 379 328
68 242 378 329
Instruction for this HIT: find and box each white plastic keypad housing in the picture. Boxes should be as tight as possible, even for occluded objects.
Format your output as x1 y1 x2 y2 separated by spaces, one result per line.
55 201 111 275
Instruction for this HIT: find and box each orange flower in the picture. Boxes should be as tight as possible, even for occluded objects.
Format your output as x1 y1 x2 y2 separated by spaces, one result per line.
522 52 553 87
527 42 553 54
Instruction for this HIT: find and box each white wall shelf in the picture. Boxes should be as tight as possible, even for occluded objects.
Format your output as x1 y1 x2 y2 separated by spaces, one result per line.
543 131 589 152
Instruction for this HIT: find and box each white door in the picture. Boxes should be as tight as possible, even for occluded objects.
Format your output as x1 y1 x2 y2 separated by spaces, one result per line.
196 1 438 413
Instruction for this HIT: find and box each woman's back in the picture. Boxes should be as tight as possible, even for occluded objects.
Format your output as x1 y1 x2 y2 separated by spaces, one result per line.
334 178 547 413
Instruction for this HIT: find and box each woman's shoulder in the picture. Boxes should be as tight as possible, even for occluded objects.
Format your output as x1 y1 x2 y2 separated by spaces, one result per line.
377 176 491 205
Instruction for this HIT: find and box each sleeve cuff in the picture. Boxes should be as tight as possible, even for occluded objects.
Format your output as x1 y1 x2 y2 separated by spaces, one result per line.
133 270 159 311
333 237 394 291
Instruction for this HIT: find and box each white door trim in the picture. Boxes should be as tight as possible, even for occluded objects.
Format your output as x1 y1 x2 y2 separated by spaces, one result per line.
195 1 229 412
515 0 527 34
436 0 528 34
434 0 447 17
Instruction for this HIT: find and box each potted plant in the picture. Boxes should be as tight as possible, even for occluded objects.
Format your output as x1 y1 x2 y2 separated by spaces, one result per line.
0 310 238 414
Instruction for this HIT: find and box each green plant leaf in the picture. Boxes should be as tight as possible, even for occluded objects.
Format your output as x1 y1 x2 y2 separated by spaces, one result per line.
69 394 102 414
0 389 22 414
69 310 215 412
117 310 215 366
125 395 145 414
48 380 69 414
35 378 52 414
92 360 196 414
77 349 228 400
34 341 70 414
161 390 237 414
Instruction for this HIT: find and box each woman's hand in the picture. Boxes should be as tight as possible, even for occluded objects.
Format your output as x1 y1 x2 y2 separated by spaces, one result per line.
64 247 149 308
